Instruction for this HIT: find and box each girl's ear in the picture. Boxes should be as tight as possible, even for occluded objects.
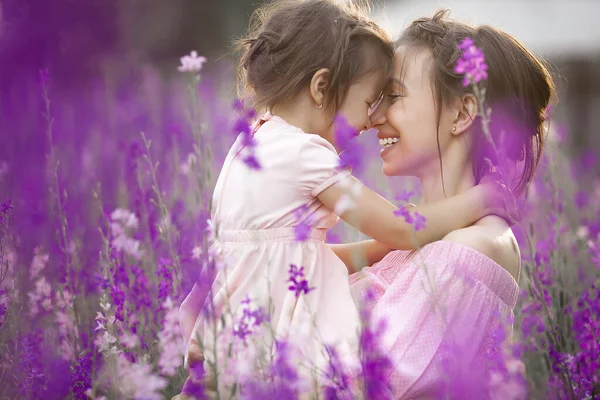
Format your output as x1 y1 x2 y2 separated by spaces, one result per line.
309 68 330 107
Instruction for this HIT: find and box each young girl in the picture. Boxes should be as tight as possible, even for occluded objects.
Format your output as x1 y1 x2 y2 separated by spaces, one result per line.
178 0 514 391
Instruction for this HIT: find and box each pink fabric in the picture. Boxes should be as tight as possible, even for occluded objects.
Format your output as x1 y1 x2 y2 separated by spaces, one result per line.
349 240 519 398
180 114 361 372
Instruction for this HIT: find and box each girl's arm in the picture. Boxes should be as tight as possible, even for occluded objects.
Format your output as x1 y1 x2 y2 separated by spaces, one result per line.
318 175 506 251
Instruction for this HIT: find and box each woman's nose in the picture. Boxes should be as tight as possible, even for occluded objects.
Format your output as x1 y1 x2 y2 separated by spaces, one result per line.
369 102 388 130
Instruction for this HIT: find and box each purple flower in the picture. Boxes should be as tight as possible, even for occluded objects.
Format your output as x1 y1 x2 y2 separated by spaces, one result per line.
395 206 426 231
287 264 315 298
232 98 262 170
393 206 413 223
241 340 300 398
157 258 175 303
71 352 93 400
181 376 206 399
359 318 394 398
16 332 47 399
0 302 6 329
323 345 353 399
334 114 363 174
1 199 12 214
394 190 415 203
293 205 313 242
242 154 261 170
233 295 266 344
454 37 489 86
177 51 207 73
413 212 426 231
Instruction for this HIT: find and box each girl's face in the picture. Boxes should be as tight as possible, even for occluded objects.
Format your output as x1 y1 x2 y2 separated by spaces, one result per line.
369 48 457 177
331 69 386 139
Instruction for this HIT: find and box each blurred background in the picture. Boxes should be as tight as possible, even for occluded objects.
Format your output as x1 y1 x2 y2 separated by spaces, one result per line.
1 0 599 153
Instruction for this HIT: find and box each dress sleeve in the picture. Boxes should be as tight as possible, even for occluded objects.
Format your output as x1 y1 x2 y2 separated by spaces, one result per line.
295 134 351 198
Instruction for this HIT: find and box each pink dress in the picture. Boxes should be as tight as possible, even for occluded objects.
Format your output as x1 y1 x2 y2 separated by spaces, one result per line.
182 114 361 373
349 240 519 398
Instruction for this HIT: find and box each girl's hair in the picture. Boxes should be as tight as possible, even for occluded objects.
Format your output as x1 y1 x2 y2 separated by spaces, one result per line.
235 0 393 114
397 9 556 195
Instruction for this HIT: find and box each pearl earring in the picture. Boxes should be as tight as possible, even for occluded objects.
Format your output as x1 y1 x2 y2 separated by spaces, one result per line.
452 125 456 133
317 103 323 109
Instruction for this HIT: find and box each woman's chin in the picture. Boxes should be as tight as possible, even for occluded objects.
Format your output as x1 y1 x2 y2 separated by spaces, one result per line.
382 162 402 177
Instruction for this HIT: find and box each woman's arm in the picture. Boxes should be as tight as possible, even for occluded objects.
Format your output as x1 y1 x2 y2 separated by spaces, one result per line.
318 175 506 251
329 240 393 274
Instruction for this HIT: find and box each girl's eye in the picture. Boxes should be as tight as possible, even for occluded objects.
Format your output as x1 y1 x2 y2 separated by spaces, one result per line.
387 94 403 100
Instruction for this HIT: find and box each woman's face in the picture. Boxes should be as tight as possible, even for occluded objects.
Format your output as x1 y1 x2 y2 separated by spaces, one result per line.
370 47 457 177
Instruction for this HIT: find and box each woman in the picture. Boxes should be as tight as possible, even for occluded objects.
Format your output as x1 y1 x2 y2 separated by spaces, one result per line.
348 9 554 398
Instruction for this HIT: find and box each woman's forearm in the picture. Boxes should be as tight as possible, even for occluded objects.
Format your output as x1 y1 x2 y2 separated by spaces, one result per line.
329 240 393 274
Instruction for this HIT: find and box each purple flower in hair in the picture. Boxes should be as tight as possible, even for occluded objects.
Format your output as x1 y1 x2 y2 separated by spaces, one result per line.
455 37 488 86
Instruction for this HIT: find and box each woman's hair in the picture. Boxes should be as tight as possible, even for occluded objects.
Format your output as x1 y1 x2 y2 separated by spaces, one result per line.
235 0 393 114
397 9 556 195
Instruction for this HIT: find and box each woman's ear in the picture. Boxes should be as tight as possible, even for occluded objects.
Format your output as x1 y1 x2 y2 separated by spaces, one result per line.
452 94 478 135
310 68 330 108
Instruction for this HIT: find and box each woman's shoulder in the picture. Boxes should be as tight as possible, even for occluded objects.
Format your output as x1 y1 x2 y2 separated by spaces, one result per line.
441 216 521 280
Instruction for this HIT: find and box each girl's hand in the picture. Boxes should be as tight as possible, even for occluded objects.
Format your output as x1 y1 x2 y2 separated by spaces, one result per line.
479 172 521 225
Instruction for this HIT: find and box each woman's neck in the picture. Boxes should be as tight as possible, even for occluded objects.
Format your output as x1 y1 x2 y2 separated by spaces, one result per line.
418 156 475 204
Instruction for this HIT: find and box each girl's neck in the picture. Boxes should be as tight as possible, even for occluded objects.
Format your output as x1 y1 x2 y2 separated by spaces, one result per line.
271 94 328 137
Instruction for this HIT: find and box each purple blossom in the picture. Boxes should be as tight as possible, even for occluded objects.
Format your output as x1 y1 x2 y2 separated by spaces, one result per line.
157 258 175 303
393 206 425 230
242 154 261 170
181 377 206 399
413 212 427 231
334 114 363 174
0 301 6 329
1 199 12 214
287 264 315 298
232 295 266 344
394 190 415 203
454 37 489 86
293 205 313 242
16 332 47 399
232 98 261 170
71 352 93 400
323 345 353 399
177 51 207 73
243 340 300 398
393 206 413 223
358 316 394 398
